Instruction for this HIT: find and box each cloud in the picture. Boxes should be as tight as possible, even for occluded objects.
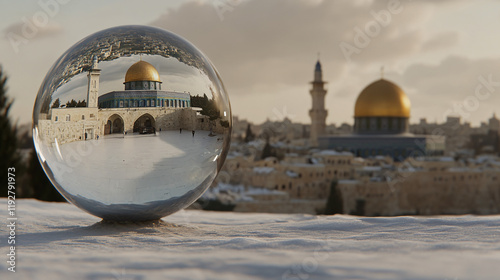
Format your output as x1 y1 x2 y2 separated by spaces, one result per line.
421 32 460 52
400 55 500 122
150 0 465 93
3 21 63 41
147 0 492 125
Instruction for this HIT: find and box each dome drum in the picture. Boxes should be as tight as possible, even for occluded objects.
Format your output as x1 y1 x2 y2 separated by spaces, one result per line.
125 80 162 91
354 116 409 135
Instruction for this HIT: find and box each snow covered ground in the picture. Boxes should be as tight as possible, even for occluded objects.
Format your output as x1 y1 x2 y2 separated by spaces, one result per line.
2 199 500 280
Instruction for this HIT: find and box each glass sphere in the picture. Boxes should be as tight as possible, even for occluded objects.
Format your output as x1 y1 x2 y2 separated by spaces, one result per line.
33 25 231 221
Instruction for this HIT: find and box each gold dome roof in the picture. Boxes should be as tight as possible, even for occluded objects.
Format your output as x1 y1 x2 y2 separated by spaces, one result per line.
124 61 161 83
354 79 410 118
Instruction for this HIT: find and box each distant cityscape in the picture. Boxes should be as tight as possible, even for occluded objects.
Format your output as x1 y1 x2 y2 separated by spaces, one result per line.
18 56 500 216
18 92 500 216
194 61 500 216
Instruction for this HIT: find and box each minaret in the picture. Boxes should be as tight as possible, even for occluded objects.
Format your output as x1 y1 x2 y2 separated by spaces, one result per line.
87 56 100 108
309 60 328 147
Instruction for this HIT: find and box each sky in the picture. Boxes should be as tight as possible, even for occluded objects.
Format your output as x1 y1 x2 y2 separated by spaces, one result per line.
2 0 500 126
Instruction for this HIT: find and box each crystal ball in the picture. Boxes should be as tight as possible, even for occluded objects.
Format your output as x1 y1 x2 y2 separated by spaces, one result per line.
32 25 231 221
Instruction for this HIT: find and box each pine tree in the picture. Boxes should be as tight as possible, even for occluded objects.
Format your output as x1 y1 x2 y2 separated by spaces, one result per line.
51 98 60 108
27 148 65 202
261 140 276 159
66 99 77 107
244 124 255 143
76 99 87 107
0 66 21 197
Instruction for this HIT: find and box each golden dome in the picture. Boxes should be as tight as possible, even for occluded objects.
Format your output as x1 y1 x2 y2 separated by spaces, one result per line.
124 61 161 83
354 79 410 118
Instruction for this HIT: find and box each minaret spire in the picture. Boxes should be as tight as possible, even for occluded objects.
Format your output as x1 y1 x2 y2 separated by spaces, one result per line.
314 59 322 82
87 56 101 108
309 59 328 147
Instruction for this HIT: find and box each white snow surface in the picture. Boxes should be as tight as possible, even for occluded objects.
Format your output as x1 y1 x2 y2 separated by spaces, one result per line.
2 199 500 280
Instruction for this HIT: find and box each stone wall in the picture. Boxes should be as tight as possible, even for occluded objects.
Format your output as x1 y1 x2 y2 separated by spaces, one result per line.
38 107 100 145
339 170 500 215
37 107 212 145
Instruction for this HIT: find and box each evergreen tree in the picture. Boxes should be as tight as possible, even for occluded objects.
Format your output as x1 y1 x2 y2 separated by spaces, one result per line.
0 66 21 197
219 119 229 128
244 124 255 143
324 180 344 215
26 148 65 202
190 94 220 120
66 99 77 107
261 140 276 159
51 98 60 108
76 100 87 107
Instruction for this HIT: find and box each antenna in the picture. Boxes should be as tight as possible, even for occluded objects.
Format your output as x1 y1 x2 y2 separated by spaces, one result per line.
380 66 384 79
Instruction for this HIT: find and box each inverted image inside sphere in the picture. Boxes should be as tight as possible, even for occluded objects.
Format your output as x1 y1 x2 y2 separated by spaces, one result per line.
33 25 232 221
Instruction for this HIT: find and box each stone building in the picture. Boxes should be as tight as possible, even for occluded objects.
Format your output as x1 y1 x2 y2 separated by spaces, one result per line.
338 156 500 215
38 58 210 145
211 150 356 212
316 66 445 160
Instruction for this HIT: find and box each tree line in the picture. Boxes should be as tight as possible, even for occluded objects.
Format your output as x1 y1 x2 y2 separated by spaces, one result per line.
51 98 86 108
0 66 64 201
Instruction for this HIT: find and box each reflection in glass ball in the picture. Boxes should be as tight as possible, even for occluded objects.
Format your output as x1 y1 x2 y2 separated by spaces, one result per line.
32 25 232 221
